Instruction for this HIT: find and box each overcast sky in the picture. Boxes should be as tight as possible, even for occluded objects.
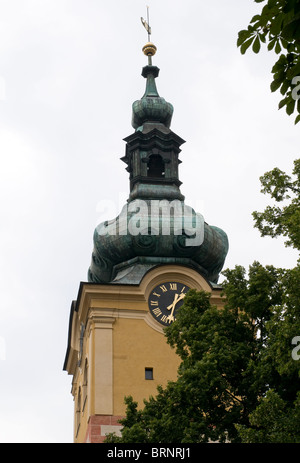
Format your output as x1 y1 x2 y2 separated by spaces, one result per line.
0 0 298 443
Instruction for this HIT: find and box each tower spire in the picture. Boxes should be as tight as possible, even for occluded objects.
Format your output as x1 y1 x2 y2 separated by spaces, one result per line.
87 14 229 286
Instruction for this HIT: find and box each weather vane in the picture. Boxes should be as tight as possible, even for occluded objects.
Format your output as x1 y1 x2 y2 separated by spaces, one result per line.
141 6 151 42
141 6 157 64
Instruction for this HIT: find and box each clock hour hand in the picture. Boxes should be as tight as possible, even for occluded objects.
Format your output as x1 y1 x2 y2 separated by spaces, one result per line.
176 292 186 304
167 292 185 309
166 293 179 312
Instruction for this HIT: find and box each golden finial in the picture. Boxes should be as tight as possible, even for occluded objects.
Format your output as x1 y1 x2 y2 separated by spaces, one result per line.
142 42 157 57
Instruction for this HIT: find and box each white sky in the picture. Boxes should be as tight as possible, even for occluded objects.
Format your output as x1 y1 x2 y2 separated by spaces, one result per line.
0 0 298 443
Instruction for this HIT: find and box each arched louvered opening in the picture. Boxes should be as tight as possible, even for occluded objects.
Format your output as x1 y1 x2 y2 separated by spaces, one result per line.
147 154 165 178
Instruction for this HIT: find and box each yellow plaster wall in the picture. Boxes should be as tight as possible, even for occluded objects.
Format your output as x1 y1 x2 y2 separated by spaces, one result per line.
112 317 181 415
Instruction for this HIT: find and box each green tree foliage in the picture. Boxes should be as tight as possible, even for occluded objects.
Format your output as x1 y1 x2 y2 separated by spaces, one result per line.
237 0 300 124
252 159 300 250
236 390 300 443
233 266 300 442
105 262 299 443
235 159 300 442
105 263 300 443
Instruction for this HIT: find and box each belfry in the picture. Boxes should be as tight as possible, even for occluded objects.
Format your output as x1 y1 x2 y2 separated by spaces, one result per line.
64 16 229 443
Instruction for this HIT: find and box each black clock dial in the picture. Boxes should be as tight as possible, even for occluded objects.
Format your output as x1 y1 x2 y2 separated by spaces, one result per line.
148 282 190 326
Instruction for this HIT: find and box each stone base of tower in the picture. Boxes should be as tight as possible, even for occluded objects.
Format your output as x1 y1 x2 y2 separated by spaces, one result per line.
84 415 123 443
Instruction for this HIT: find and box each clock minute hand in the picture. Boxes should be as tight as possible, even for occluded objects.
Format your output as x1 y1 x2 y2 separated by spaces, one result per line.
166 292 186 323
166 294 180 323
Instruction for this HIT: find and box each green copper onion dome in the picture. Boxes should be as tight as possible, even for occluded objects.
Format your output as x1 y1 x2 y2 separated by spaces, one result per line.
132 64 174 131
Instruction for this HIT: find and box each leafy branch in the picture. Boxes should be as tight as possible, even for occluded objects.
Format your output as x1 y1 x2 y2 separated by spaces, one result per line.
237 0 300 124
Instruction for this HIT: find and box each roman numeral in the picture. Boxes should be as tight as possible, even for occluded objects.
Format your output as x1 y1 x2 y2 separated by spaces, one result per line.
169 283 177 290
160 285 167 292
152 308 162 317
150 300 158 306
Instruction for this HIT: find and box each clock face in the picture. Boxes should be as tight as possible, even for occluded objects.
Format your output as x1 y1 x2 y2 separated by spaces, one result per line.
148 282 190 326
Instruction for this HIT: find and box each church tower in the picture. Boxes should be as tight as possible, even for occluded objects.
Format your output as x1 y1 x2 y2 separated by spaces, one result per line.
63 20 229 443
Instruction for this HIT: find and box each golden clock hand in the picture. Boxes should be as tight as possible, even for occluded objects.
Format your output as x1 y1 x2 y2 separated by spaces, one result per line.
166 294 180 323
166 293 179 311
166 292 187 323
176 293 186 303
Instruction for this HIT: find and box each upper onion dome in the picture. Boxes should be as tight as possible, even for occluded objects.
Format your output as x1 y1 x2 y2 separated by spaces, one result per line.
132 42 174 131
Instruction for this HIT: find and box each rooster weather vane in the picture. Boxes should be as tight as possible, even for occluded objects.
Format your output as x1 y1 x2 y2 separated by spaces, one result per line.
141 6 151 41
140 6 157 64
